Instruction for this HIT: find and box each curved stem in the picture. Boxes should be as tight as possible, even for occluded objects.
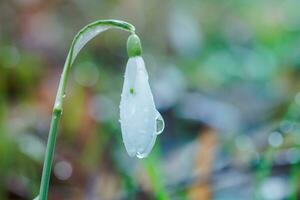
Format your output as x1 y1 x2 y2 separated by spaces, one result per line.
38 20 135 200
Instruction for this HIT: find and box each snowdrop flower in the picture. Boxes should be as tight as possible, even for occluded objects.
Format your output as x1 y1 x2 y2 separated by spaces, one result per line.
120 34 164 158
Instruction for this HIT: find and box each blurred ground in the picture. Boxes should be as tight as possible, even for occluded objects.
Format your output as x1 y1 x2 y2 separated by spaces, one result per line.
1 0 300 199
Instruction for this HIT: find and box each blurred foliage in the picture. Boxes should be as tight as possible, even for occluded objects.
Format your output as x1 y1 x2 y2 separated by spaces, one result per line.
1 0 300 199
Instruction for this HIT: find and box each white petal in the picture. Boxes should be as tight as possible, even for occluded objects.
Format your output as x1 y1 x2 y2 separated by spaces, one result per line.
120 56 164 158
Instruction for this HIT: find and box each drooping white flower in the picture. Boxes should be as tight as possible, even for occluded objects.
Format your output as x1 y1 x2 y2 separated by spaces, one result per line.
120 34 164 158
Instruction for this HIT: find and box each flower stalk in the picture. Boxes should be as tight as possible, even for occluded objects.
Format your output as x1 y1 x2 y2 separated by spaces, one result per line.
37 20 135 200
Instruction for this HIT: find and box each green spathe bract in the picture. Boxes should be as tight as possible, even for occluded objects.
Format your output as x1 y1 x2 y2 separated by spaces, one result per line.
37 19 135 200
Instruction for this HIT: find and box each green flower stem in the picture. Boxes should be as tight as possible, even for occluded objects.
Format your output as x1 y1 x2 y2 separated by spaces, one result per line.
39 108 62 200
38 19 135 200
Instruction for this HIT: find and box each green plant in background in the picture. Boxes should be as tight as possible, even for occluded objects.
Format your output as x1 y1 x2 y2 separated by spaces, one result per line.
36 19 164 200
142 141 170 200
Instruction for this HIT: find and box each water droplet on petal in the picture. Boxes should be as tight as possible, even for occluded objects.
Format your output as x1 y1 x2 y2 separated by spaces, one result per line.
155 112 164 135
136 152 147 159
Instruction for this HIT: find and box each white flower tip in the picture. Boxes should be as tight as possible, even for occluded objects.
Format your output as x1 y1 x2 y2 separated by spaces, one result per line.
122 111 164 159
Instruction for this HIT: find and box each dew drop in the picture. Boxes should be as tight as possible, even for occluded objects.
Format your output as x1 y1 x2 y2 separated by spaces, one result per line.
136 152 147 159
155 112 164 135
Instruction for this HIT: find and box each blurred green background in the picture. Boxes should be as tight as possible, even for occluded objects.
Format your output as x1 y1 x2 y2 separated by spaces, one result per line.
1 0 300 199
